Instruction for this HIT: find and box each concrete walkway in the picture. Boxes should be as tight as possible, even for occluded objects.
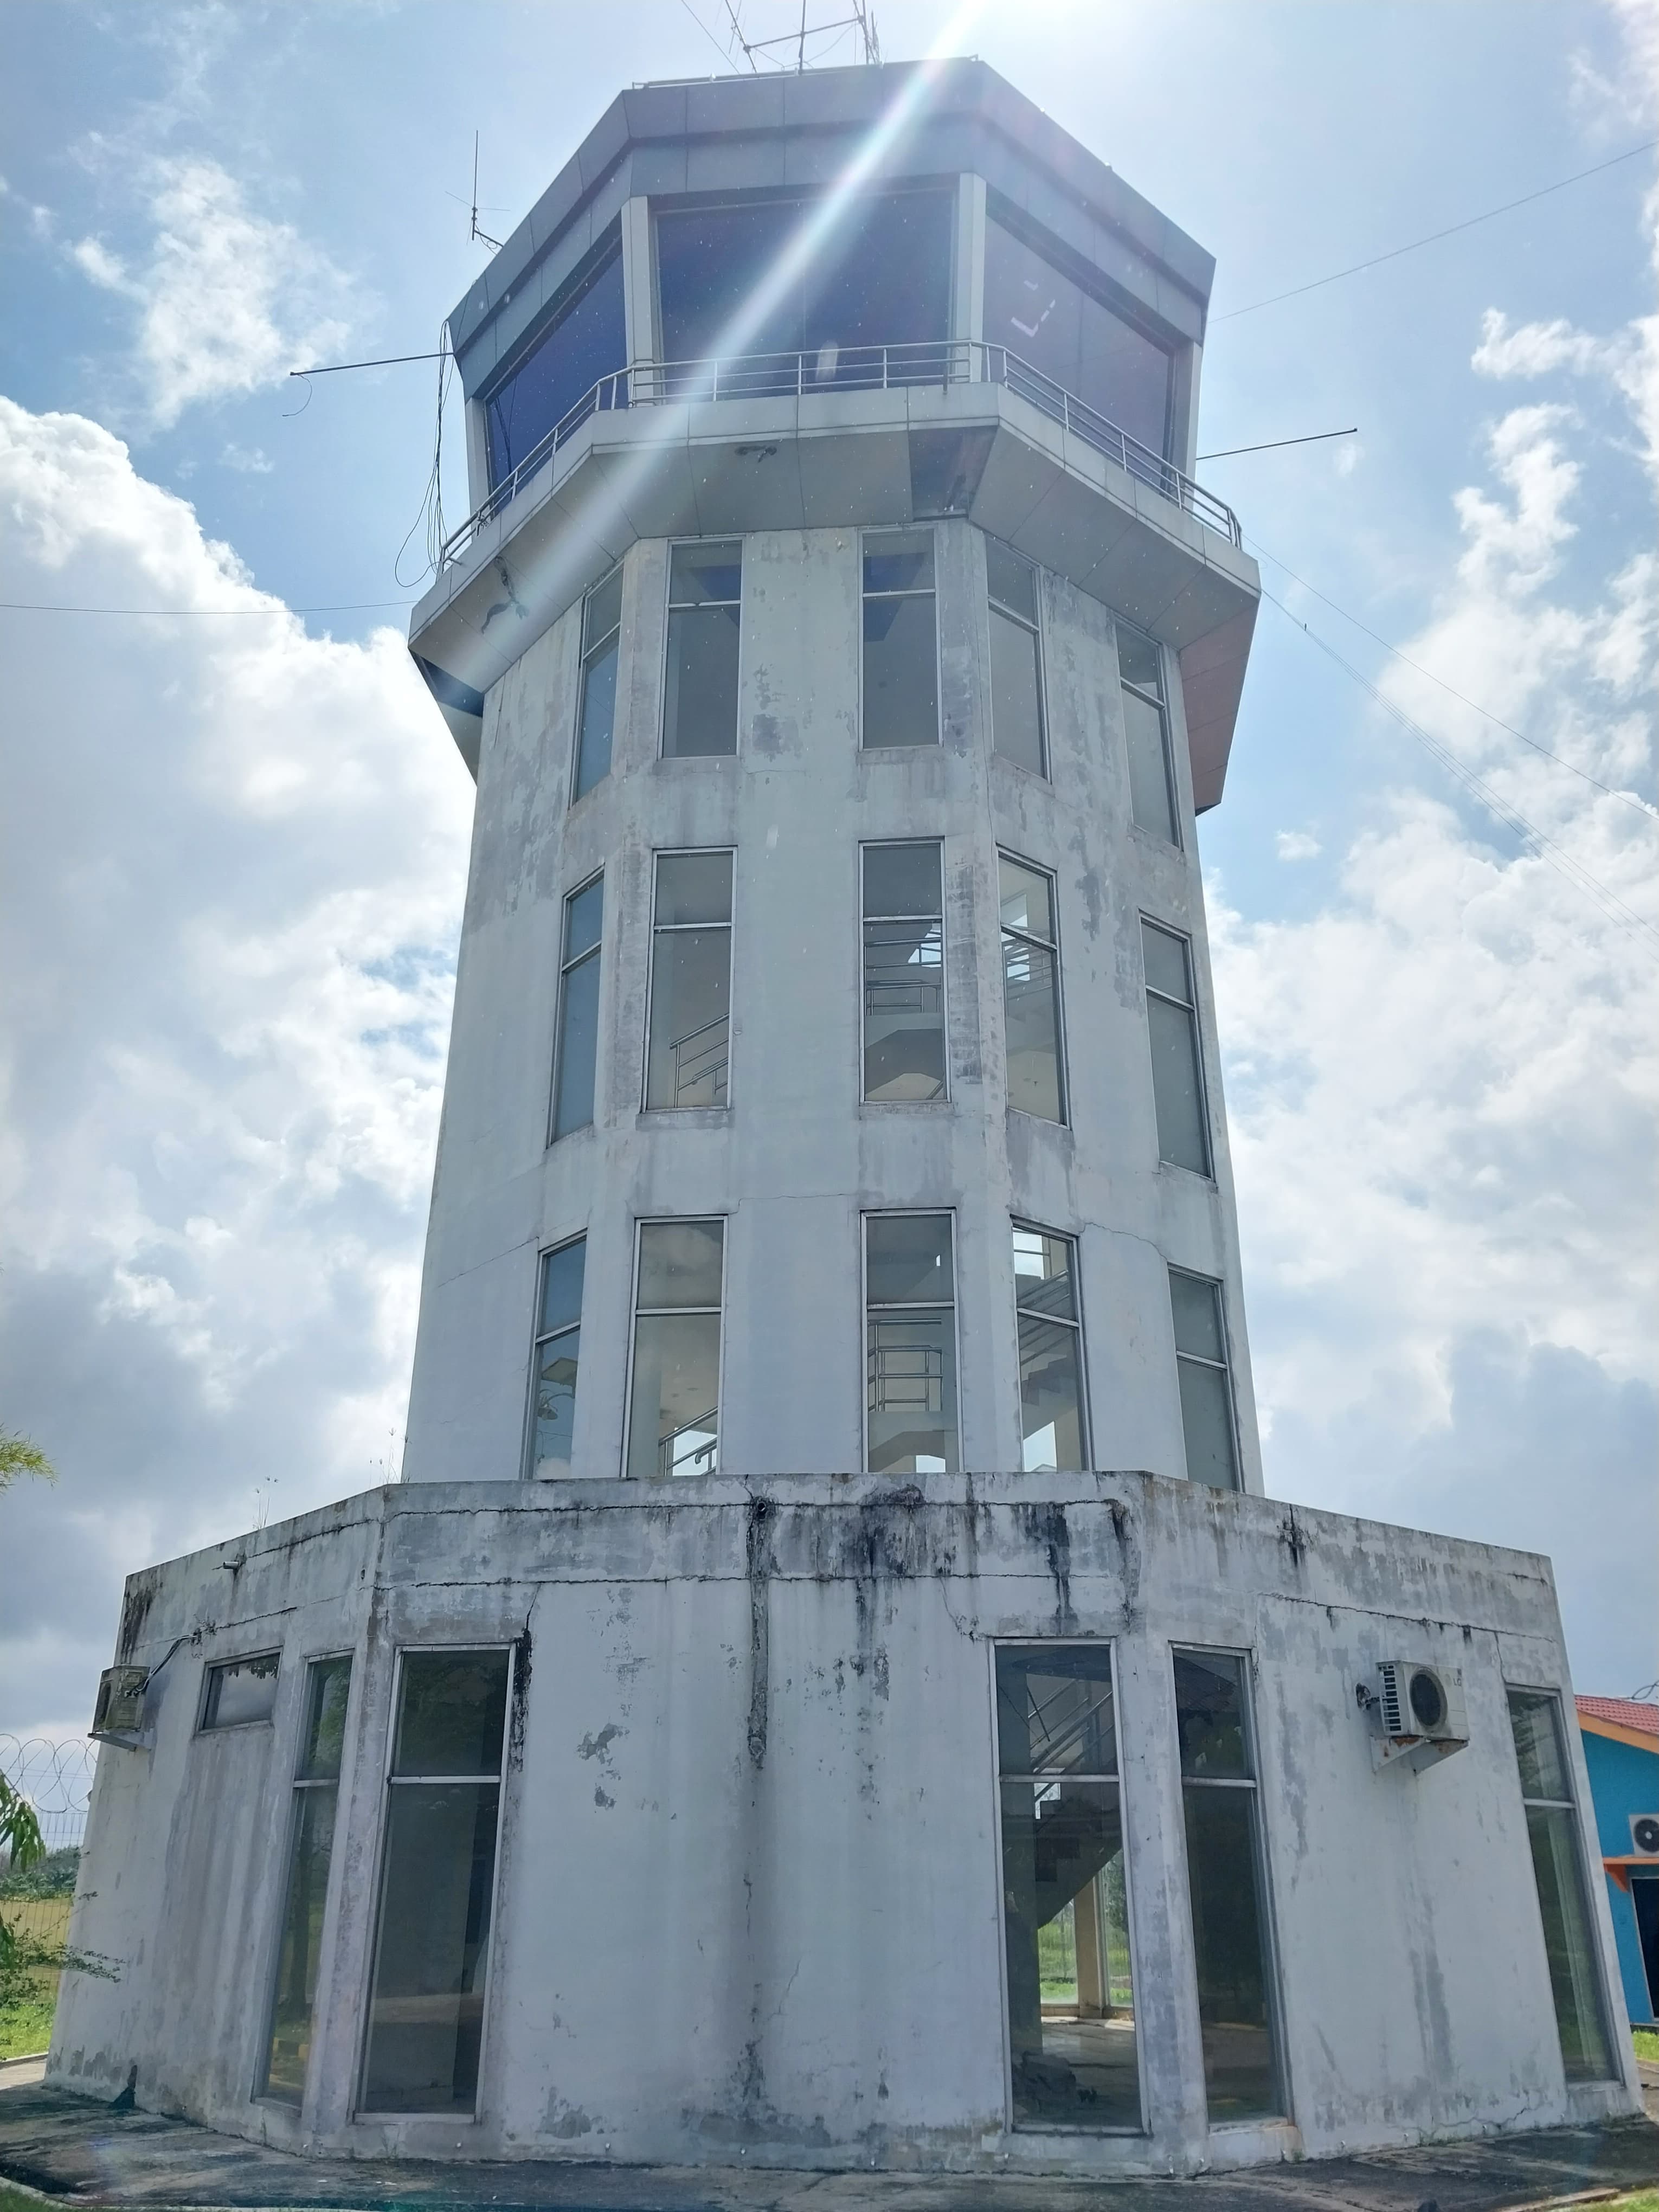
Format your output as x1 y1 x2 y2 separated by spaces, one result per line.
2 2081 1658 2212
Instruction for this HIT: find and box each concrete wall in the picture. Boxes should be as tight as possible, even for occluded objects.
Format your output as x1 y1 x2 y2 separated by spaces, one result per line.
403 520 1261 1496
52 1476 1641 2175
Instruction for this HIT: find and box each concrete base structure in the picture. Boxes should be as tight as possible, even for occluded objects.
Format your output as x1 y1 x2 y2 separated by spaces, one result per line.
51 1473 1642 2176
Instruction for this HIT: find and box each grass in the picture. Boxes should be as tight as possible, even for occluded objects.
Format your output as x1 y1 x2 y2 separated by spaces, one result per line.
1633 2024 1659 2061
0 1993 55 2062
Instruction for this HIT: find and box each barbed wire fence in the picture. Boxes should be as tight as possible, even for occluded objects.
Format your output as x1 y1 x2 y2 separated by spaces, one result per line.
1 1737 99 1856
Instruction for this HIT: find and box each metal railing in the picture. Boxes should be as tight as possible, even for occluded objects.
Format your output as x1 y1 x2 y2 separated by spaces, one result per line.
658 1413 719 1481
442 339 1240 567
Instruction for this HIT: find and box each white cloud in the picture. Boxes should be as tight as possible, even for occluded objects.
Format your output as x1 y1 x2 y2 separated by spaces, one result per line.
0 397 470 1739
69 156 352 428
218 441 273 473
1471 307 1618 381
1274 829 1321 861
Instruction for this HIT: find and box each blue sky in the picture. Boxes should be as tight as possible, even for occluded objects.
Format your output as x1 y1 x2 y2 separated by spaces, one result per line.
0 0 1654 1741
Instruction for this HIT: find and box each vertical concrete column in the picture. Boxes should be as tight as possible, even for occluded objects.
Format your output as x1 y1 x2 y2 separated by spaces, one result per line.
953 172 987 350
621 196 657 372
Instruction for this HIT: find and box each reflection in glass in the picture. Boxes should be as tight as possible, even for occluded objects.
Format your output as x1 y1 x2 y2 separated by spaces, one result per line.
1119 628 1176 843
646 853 733 1109
865 1214 956 1475
1173 1651 1279 2121
1013 1227 1085 1471
573 569 622 801
1000 857 1065 1123
988 541 1045 775
863 841 944 1101
664 543 742 757
863 532 937 748
628 1219 724 1481
1169 1271 1238 1491
995 1646 1140 2131
201 1651 279 1729
529 1239 586 1477
362 1649 510 2115
552 876 603 1139
485 233 626 485
1507 1690 1613 2082
261 1656 352 2106
1142 922 1209 1175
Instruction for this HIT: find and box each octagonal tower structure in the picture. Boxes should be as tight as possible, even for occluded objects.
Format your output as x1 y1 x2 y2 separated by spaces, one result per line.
52 58 1639 2184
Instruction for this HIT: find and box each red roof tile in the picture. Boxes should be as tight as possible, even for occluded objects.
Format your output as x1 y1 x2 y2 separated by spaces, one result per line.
1577 1695 1659 1737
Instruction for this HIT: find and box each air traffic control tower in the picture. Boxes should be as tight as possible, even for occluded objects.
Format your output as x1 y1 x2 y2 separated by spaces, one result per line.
55 60 1641 2180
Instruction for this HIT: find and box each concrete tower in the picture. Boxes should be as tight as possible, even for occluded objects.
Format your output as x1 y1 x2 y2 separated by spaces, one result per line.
55 60 1640 2181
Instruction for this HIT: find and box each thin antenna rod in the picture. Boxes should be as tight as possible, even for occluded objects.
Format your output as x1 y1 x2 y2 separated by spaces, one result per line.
470 131 503 253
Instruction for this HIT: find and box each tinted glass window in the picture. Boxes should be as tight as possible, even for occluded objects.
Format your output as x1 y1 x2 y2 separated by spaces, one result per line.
865 1213 957 1476
664 543 742 758
484 233 627 485
628 1220 724 1481
573 570 622 802
391 1650 510 1778
863 531 937 749
201 1651 279 1729
985 214 1172 457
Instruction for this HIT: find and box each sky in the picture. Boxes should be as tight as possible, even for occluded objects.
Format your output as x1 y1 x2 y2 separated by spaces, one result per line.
0 0 1654 1747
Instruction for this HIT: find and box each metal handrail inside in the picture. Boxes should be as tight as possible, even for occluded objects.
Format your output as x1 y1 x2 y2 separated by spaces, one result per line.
440 339 1241 567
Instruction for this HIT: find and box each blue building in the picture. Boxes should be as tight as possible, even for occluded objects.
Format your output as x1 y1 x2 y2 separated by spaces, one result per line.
1578 1696 1659 2029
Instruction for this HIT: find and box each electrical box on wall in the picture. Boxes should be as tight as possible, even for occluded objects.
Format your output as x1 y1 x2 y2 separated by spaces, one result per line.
1361 1661 1469 1774
91 1664 150 1741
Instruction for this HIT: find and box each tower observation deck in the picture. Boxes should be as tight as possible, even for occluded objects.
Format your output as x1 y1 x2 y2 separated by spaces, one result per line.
52 59 1638 2184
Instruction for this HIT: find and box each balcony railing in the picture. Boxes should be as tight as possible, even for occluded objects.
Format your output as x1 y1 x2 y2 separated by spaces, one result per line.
441 339 1241 568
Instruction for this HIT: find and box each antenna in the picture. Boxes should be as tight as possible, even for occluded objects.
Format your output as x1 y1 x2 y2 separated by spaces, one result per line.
721 0 879 70
470 132 503 253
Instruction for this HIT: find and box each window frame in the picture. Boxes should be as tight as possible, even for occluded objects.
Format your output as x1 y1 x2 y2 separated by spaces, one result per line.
858 526 941 751
355 1643 516 2120
859 838 949 1107
1140 916 1213 1180
1167 1266 1241 1491
1011 1221 1090 1472
622 1214 728 1482
986 539 1048 779
860 1207 962 1476
255 1649 355 2110
998 850 1069 1127
1118 625 1181 849
989 1638 1146 2136
196 1650 281 1733
549 869 605 1143
479 223 626 492
1169 1644 1288 2128
642 847 736 1114
570 568 622 805
522 1233 588 1481
660 537 744 762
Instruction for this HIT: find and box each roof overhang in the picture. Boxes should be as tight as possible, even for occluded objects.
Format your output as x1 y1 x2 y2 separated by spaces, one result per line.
409 381 1258 804
1581 1711 1659 1755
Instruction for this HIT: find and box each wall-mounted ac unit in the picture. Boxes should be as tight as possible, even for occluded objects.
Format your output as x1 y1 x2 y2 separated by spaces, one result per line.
1365 1660 1468 1773
91 1664 150 1741
1630 1814 1659 1856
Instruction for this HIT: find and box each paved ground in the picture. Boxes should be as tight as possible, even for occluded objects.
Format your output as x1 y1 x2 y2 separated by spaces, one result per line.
2 2076 1658 2212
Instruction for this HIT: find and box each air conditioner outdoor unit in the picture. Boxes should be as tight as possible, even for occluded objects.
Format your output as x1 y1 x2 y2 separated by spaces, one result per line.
91 1664 150 1741
1365 1660 1469 1773
1630 1814 1659 1856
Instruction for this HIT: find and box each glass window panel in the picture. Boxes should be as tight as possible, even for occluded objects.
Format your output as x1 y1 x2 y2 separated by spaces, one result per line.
646 927 730 1108
484 236 626 485
865 1212 954 1306
637 1218 725 1311
1117 628 1162 696
862 593 938 748
627 1311 722 1481
866 1310 957 1475
863 918 944 1101
539 1240 586 1335
996 1647 1116 1776
657 200 801 363
986 539 1037 623
1013 1229 1077 1322
1169 1272 1225 1364
298 1655 352 1783
999 857 1053 942
1147 993 1210 1174
361 1781 500 2112
261 1780 339 2105
1003 932 1064 1122
583 568 622 653
991 606 1045 775
1141 920 1192 1005
1508 1688 1572 1803
391 1651 510 1779
863 841 941 921
201 1651 279 1729
664 605 741 757
655 851 733 927
531 1323 580 1477
863 531 935 594
1176 1356 1239 1490
552 948 601 1139
1525 1805 1615 2080
564 878 603 963
1182 1784 1278 2121
669 542 742 606
1019 1314 1085 1472
1000 1777 1140 2130
573 638 617 800
1174 1652 1251 1779
1124 688 1177 843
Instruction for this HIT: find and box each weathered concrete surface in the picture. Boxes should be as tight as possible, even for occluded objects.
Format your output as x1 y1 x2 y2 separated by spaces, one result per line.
4 2084 1659 2211
51 1476 1641 2178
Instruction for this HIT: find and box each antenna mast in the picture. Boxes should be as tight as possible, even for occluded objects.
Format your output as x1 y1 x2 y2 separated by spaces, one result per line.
470 132 503 253
721 0 880 70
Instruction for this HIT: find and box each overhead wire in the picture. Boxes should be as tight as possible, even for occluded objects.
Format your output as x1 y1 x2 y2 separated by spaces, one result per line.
1262 589 1659 957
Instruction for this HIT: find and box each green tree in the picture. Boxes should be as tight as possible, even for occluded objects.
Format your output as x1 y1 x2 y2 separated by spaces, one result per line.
0 1430 54 1490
